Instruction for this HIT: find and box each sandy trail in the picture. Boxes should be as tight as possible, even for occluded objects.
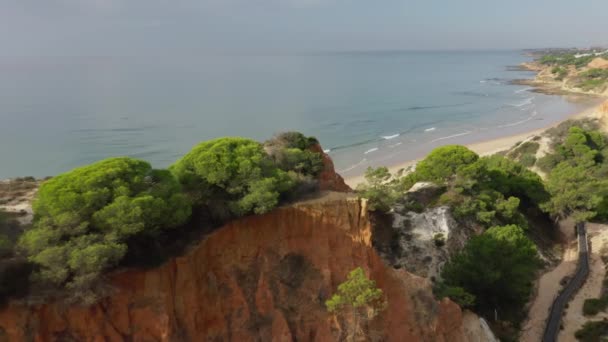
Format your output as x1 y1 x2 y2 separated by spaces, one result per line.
520 240 579 342
558 223 608 342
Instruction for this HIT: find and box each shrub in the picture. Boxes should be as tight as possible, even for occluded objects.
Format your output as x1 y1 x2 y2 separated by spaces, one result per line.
415 145 479 183
519 154 537 167
356 167 399 213
541 126 608 221
19 157 191 303
508 141 539 159
264 132 324 177
265 131 319 150
575 321 608 342
434 285 475 307
171 137 296 218
583 297 608 316
552 66 568 80
440 225 540 317
326 267 386 340
433 233 446 247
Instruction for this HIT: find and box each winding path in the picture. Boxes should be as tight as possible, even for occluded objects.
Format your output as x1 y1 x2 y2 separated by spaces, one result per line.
542 222 590 342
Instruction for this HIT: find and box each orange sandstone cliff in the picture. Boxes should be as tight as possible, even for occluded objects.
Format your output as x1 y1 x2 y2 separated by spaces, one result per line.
0 193 470 341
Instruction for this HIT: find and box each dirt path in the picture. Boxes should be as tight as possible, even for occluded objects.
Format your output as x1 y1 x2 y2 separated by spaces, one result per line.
558 223 608 341
520 240 579 342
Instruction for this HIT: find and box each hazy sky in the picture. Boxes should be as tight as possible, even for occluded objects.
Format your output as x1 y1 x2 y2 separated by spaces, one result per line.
2 0 607 56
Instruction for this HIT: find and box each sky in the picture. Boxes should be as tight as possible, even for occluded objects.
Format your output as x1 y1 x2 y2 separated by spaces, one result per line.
1 0 607 56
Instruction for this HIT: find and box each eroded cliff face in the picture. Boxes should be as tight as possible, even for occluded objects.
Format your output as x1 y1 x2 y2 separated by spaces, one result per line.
0 193 471 342
310 144 351 193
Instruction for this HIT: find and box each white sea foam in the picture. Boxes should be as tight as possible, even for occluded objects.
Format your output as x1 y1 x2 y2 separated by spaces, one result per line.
339 158 367 173
382 134 399 140
430 131 472 143
323 149 331 153
388 142 403 148
497 110 539 128
424 127 436 132
514 87 533 94
511 97 534 107
364 147 379 154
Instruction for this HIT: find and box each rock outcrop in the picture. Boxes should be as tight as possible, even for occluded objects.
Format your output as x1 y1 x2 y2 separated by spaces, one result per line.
372 182 481 279
310 144 351 192
0 193 471 342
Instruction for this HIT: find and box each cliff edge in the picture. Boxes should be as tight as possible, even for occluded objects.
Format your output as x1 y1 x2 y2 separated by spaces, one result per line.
0 193 469 341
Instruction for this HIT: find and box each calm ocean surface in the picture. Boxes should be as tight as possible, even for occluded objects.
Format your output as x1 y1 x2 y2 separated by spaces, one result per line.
0 51 599 178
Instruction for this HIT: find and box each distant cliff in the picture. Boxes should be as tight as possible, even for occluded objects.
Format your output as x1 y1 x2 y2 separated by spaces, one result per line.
0 193 480 341
517 58 608 97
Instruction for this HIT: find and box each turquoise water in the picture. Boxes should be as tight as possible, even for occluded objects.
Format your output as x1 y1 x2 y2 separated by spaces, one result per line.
0 51 599 178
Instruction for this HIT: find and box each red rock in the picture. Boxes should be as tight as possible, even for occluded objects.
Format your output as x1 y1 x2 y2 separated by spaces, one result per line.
0 193 467 341
309 144 351 192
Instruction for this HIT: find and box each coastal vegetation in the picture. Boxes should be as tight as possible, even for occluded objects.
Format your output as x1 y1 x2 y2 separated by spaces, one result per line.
577 68 608 91
539 52 603 69
535 50 608 92
574 320 608 342
439 225 540 319
18 157 192 303
356 145 548 330
538 123 608 222
1 131 323 304
326 267 386 341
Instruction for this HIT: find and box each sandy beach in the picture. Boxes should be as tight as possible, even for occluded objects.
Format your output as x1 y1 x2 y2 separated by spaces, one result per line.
345 100 607 188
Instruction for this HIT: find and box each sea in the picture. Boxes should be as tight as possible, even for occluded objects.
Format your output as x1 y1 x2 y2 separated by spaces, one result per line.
0 50 601 179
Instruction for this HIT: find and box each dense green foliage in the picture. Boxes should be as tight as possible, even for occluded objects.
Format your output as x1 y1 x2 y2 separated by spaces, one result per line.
539 125 608 222
583 296 608 316
6 132 324 304
355 167 403 212
436 154 547 227
171 137 295 217
414 145 479 183
264 132 324 176
356 145 547 227
19 157 191 303
575 321 608 342
171 136 322 218
439 225 540 318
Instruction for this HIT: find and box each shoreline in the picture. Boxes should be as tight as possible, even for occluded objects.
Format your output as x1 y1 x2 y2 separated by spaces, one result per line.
344 98 607 188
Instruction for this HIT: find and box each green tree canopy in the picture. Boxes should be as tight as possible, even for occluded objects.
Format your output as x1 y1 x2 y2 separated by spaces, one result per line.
171 137 296 217
440 225 540 317
415 145 479 183
539 126 608 222
19 157 191 303
326 267 386 341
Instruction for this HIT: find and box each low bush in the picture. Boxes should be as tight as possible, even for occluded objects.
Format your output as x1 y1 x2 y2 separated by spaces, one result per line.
519 154 537 167
433 233 446 247
583 297 608 316
575 320 608 341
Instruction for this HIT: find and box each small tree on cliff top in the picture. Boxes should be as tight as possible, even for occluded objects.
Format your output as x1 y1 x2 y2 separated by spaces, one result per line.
326 267 386 341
